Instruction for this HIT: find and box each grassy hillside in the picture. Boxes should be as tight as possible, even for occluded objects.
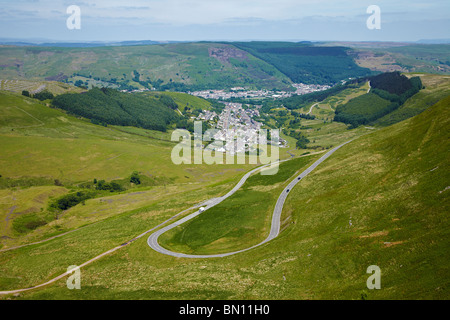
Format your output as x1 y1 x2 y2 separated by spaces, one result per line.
2 42 448 92
384 44 450 74
0 43 292 91
142 91 213 116
0 91 255 250
374 73 450 126
158 155 321 255
350 44 450 74
0 79 85 95
279 95 450 299
0 92 447 300
0 41 397 91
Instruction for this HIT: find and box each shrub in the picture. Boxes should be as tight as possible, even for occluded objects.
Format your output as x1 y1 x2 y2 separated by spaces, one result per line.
33 90 54 101
130 171 141 185
51 191 96 211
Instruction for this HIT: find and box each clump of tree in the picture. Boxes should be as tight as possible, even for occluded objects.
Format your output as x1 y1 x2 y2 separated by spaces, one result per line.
286 129 310 149
74 79 87 88
369 71 413 95
94 179 124 192
207 99 226 114
371 75 422 105
130 171 141 185
33 90 54 101
132 70 141 82
50 191 96 211
148 77 190 92
289 118 301 128
159 95 178 110
334 93 394 127
291 110 316 120
175 118 195 132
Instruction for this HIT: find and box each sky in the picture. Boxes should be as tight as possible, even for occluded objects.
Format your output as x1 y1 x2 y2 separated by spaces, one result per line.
0 0 449 42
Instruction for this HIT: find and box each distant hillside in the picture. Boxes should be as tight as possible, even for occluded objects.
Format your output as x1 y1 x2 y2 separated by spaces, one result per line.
0 43 293 91
0 41 382 91
0 79 85 95
351 44 450 74
2 41 447 92
233 42 374 85
0 39 174 47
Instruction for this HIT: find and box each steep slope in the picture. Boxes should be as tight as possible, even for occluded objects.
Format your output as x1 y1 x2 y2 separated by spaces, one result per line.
374 73 450 126
0 91 253 249
280 95 449 299
0 92 448 300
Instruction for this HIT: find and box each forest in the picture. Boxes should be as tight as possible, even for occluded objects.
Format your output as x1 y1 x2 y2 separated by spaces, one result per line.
232 42 374 85
334 72 423 126
52 88 180 132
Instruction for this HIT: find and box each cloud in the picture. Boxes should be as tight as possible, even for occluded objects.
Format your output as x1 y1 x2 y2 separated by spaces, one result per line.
0 0 449 41
1 0 449 24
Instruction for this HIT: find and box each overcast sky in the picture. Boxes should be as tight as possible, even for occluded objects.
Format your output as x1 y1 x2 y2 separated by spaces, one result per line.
0 0 449 42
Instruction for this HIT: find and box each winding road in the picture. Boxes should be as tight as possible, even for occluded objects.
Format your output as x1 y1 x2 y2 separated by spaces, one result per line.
306 102 319 115
0 139 352 295
147 139 353 258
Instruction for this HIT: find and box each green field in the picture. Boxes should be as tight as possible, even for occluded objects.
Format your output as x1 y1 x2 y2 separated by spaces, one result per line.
0 70 448 300
0 93 445 300
0 91 257 250
159 155 321 255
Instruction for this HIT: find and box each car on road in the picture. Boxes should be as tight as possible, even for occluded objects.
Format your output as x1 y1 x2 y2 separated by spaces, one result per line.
199 207 206 213
286 189 290 193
